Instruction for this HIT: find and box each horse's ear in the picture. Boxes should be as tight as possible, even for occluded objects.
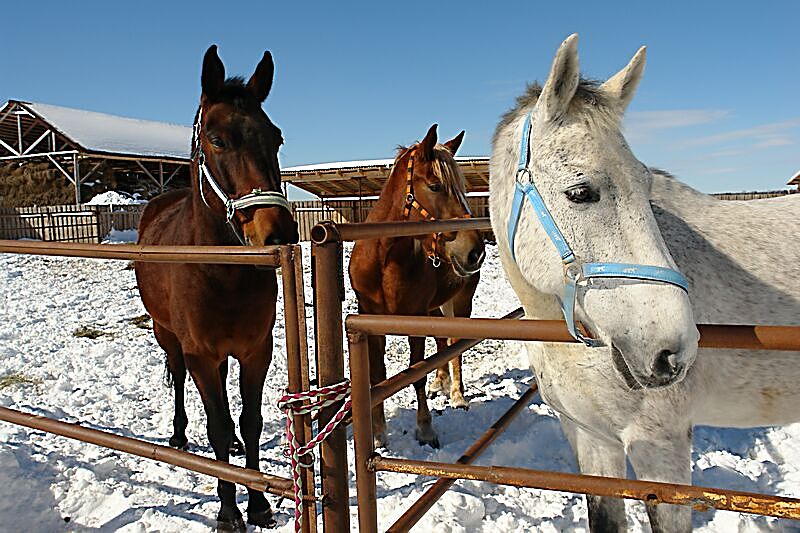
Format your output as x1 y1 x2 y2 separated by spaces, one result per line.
443 130 465 155
600 46 646 112
537 33 580 123
201 45 226 101
247 51 275 103
420 124 438 160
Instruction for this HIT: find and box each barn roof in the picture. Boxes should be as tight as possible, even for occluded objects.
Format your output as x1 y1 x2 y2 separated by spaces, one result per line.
281 156 490 198
789 169 800 187
1 99 490 199
15 101 192 160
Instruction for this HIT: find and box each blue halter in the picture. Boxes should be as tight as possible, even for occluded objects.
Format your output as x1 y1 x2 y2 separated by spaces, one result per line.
507 113 689 347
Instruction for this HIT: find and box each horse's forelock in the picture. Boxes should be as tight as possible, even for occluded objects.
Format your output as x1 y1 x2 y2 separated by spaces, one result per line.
493 78 620 145
430 145 466 195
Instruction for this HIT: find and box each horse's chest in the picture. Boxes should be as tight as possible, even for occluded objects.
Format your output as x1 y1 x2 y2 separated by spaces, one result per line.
169 267 277 348
529 344 642 431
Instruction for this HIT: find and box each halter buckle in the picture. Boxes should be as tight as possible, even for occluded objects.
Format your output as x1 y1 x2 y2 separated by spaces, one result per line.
430 255 441 268
406 193 414 204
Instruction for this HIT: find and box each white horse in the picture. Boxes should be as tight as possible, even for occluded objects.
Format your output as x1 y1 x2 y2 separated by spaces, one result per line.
489 33 800 532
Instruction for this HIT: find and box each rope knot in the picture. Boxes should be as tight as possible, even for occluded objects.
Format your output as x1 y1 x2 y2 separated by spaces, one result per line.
278 380 352 533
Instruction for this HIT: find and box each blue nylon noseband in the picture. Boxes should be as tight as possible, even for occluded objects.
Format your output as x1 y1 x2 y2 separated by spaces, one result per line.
507 113 689 347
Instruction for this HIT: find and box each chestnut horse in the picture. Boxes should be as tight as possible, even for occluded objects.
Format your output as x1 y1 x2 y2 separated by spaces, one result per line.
349 124 485 448
135 46 298 531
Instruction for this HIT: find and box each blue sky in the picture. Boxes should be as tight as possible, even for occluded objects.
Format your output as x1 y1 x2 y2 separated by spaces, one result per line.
2 1 798 193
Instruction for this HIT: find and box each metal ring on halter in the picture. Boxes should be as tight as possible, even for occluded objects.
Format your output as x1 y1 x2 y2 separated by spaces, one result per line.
564 262 582 282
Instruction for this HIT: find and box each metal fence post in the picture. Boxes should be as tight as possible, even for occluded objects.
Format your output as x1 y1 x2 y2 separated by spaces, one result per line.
281 246 317 533
347 331 378 533
311 241 350 532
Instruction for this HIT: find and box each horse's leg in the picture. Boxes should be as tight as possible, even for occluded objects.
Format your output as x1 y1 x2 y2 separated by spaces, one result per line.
428 308 452 399
218 359 244 456
238 347 275 528
185 353 243 531
562 419 627 532
368 334 388 448
444 280 478 410
626 425 692 533
153 323 188 449
410 335 439 448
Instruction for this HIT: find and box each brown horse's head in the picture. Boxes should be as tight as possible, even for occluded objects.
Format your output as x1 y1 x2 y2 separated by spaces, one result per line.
194 45 298 246
400 124 485 276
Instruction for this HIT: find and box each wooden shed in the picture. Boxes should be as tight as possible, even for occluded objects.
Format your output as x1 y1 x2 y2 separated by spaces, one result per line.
0 100 191 204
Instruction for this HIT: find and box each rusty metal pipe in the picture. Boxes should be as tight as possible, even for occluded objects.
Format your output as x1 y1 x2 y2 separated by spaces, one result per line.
371 455 800 520
347 331 379 533
369 308 525 407
387 385 539 533
311 242 350 532
310 218 492 244
0 406 301 500
346 315 800 352
281 246 317 533
0 239 281 266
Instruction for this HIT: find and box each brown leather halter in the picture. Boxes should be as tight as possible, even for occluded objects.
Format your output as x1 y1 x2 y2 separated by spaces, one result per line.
401 147 471 267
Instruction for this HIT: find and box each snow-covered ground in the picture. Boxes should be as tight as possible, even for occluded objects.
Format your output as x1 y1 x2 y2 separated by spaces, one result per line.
1 242 799 532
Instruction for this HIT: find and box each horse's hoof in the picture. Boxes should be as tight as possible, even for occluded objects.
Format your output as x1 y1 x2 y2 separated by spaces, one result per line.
373 432 387 449
169 435 188 450
450 396 469 410
415 428 440 449
247 509 277 528
229 438 245 456
418 436 440 449
216 515 246 533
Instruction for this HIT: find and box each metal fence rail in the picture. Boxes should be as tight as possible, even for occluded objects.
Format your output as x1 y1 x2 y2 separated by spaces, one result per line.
305 217 800 533
0 241 319 533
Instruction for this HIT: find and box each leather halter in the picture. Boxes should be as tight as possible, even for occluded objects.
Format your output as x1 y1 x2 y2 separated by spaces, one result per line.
507 113 689 346
401 147 471 267
191 106 290 245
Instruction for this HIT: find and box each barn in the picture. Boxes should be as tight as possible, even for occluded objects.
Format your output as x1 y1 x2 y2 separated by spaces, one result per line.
0 99 192 205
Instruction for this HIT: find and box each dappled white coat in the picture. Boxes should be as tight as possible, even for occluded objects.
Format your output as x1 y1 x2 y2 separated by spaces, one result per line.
489 33 800 533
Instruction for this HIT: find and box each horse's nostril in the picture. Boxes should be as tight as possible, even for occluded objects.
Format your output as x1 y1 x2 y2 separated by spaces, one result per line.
653 349 681 378
468 247 484 267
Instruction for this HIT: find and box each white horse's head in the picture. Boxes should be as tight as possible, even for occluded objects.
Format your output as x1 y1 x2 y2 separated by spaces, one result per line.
490 34 699 389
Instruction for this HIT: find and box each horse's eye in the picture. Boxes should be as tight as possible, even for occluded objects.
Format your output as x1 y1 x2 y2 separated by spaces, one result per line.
565 185 599 203
209 136 225 149
428 182 442 193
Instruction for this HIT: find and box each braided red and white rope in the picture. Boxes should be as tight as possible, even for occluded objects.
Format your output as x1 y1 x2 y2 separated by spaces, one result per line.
278 380 352 533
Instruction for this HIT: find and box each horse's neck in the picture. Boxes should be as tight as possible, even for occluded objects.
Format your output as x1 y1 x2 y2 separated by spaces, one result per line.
188 181 239 246
369 163 408 223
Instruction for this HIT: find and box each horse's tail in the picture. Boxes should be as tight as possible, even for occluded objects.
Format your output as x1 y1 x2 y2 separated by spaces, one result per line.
163 356 174 388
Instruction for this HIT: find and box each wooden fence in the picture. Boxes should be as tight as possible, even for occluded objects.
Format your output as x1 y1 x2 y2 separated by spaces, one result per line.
1 190 792 243
0 204 146 243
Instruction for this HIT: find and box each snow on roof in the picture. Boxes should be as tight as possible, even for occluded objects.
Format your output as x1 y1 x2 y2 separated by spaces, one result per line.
24 101 192 160
282 156 489 173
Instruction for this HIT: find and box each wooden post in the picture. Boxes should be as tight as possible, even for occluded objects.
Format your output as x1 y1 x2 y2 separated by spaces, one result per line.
311 241 350 533
72 153 81 205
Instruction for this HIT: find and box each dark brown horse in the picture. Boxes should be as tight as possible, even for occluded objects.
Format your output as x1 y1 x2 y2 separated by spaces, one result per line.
135 45 298 531
349 124 485 448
